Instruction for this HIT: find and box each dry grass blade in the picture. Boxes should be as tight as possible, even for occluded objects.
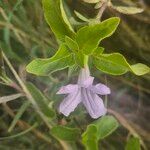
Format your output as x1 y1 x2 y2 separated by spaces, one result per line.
0 93 24 104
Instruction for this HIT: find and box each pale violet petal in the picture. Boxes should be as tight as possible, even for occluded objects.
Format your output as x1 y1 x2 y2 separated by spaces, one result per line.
80 76 94 88
59 90 81 116
90 83 111 95
78 67 90 84
82 89 107 119
57 84 78 94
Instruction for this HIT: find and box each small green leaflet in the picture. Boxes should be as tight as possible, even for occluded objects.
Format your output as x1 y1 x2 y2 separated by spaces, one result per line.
130 63 150 76
74 11 90 22
93 53 150 75
125 137 141 150
51 125 80 141
93 47 104 56
82 116 119 150
26 44 75 76
26 82 55 119
83 0 100 3
42 0 75 41
75 17 120 55
74 51 85 67
65 36 79 52
112 6 143 15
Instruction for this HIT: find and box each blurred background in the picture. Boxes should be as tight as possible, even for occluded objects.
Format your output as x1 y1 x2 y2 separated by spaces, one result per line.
0 0 150 149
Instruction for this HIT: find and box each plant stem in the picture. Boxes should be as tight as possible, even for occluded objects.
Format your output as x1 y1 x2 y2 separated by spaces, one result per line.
84 55 89 67
96 0 108 21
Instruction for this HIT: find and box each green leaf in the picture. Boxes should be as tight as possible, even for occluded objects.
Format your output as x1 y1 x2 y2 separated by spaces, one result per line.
74 51 85 67
94 116 119 139
125 137 141 150
94 53 150 75
42 0 75 41
75 17 120 55
93 47 104 56
51 125 80 141
60 0 74 32
74 11 89 22
26 44 75 76
82 125 98 150
65 36 79 52
130 63 150 76
112 6 143 15
94 53 128 75
26 82 55 119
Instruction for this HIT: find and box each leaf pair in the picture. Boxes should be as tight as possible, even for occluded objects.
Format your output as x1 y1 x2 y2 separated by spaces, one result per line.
26 17 121 75
26 0 149 77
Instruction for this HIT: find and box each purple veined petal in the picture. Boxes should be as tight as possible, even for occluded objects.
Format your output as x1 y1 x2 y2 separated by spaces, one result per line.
56 84 79 94
90 83 111 95
82 89 107 119
59 89 81 116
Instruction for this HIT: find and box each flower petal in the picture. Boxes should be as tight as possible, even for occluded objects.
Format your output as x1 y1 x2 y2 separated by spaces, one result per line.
90 83 111 95
82 89 107 119
80 76 94 88
57 84 78 94
59 89 81 116
78 67 90 84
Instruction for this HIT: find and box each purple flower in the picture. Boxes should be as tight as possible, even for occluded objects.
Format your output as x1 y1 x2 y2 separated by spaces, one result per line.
57 67 111 119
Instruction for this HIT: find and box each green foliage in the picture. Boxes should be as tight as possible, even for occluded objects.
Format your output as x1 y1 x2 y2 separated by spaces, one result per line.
51 125 80 141
42 0 75 41
93 47 105 56
26 44 74 76
94 115 119 139
74 11 90 22
74 51 85 67
60 0 74 32
125 137 141 150
26 6 149 76
82 125 98 150
75 17 120 55
93 53 150 75
130 63 150 76
65 36 79 52
26 82 55 118
83 0 100 3
82 116 119 150
112 6 143 15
